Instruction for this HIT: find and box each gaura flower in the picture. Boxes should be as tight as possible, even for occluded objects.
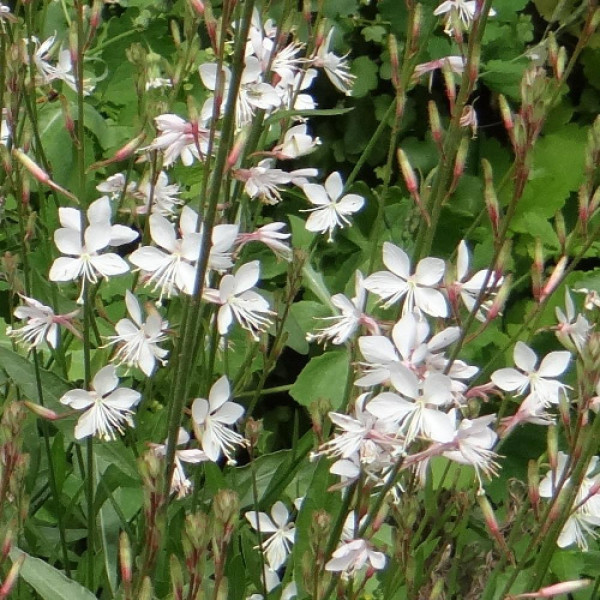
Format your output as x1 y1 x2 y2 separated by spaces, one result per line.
302 172 364 242
245 501 296 570
312 29 356 96
60 365 140 441
191 375 247 464
325 539 386 579
107 290 169 376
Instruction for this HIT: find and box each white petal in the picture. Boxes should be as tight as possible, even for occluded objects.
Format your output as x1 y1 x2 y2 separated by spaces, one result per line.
125 290 143 326
457 241 469 281
209 375 231 411
513 341 537 373
491 368 528 392
49 257 82 281
93 365 119 395
234 261 260 294
537 351 571 378
415 257 445 286
413 287 448 317
303 183 330 206
149 215 177 252
382 242 410 278
324 171 344 201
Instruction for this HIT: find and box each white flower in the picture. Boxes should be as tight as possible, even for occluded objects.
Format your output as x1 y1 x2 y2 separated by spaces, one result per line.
363 242 447 317
302 172 364 242
7 295 80 349
325 539 386 578
245 501 296 570
555 289 591 353
60 365 140 441
308 271 378 345
234 158 317 205
150 428 207 498
144 114 211 167
191 375 247 464
433 0 496 35
235 222 292 261
199 59 281 129
367 371 456 445
450 241 503 321
49 225 131 302
128 206 202 299
312 29 356 95
96 173 136 199
203 261 274 340
107 290 169 376
138 171 182 217
491 341 571 404
273 124 321 160
413 56 465 89
539 452 600 549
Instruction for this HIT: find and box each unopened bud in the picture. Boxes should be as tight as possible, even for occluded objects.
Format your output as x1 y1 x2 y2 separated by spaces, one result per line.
119 532 132 585
513 579 592 598
188 0 205 15
498 94 514 133
170 555 184 600
442 62 456 109
468 46 480 84
138 577 153 600
540 256 567 302
59 94 76 142
554 211 566 251
556 46 567 81
453 136 469 181
428 100 443 147
68 29 77 69
429 580 445 600
1 530 12 560
528 460 540 516
584 7 600 36
547 33 559 70
90 0 103 31
226 129 248 171
487 274 511 321
213 489 239 527
389 35 400 90
23 401 60 421
0 554 24 599
303 0 312 23
397 149 419 196
244 417 262 446
88 133 146 171
482 159 500 235
411 5 423 50
170 20 182 47
532 238 544 301
477 492 513 561
547 425 558 471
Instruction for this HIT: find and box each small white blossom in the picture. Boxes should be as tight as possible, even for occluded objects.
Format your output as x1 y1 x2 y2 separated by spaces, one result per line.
273 124 321 159
60 365 140 441
191 375 247 464
433 0 496 35
302 172 364 242
364 242 448 317
245 501 296 570
325 539 386 578
555 289 591 353
235 222 292 261
138 171 182 217
312 29 356 95
107 290 169 376
491 341 571 405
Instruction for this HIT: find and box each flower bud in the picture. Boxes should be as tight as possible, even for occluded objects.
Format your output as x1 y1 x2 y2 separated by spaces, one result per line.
0 553 24 599
486 274 511 321
23 401 60 421
547 425 558 471
540 255 567 302
88 133 146 171
213 489 239 528
532 238 544 301
442 61 456 109
498 94 514 133
170 555 184 600
512 579 591 598
138 577 153 600
528 459 540 517
188 0 205 15
119 532 132 586
397 148 419 196
453 136 469 182
428 100 443 147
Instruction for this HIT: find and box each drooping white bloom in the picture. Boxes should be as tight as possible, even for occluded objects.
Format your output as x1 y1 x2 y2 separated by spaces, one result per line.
491 341 571 404
450 241 503 322
96 173 136 199
234 159 317 204
144 114 211 167
191 375 247 464
150 428 207 498
364 242 448 317
312 29 356 95
245 501 296 571
7 295 80 349
273 124 321 160
203 261 274 340
442 412 499 481
433 0 496 35
60 365 141 441
413 56 465 89
107 290 169 376
199 58 281 129
308 271 379 345
555 289 591 353
302 172 364 242
235 222 292 261
137 171 182 217
325 539 386 578
128 206 202 299
539 452 600 549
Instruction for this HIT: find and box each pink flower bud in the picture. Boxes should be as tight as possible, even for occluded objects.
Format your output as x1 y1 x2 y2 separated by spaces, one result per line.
23 401 60 421
512 579 591 598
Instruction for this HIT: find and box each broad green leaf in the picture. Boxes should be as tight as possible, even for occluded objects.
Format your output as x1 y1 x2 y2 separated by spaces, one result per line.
350 56 379 98
289 349 350 410
10 547 98 600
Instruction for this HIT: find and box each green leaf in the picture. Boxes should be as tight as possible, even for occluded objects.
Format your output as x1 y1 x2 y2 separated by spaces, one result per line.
10 547 98 600
350 56 379 98
290 349 350 410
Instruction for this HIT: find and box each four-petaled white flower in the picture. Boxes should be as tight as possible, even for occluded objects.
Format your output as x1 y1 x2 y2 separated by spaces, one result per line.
144 114 211 167
203 261 274 340
245 501 296 570
555 289 591 353
138 171 182 217
302 172 364 242
107 290 169 376
191 375 247 464
325 539 386 579
273 124 321 160
128 206 202 299
491 341 571 405
433 0 496 35
235 222 292 262
60 365 140 441
364 242 448 317
7 295 79 349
